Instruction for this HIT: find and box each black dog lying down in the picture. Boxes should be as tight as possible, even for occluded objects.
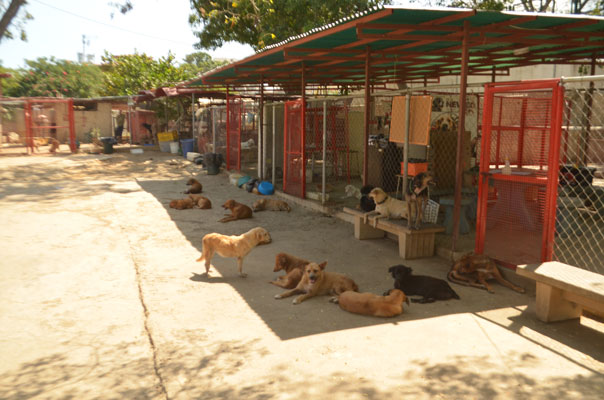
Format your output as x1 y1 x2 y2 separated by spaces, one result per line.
386 264 460 304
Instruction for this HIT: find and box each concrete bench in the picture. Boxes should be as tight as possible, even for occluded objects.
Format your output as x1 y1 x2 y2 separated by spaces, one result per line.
343 207 444 260
517 261 604 322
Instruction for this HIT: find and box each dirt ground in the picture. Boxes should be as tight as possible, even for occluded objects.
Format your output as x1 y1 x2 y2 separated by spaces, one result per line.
1 148 603 399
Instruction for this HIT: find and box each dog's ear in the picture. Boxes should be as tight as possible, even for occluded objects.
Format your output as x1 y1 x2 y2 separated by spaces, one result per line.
318 261 327 270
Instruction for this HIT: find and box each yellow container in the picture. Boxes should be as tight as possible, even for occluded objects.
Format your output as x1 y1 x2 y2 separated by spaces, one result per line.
157 131 176 142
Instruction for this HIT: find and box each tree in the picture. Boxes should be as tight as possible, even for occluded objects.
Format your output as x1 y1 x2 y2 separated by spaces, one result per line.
0 0 31 42
6 57 105 98
101 52 189 96
188 0 393 51
181 51 230 76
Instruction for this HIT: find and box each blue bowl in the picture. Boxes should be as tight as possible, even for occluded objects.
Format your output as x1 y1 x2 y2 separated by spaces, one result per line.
258 181 274 195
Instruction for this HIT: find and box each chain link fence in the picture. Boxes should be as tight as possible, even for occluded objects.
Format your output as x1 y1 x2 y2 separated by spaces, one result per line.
557 77 604 274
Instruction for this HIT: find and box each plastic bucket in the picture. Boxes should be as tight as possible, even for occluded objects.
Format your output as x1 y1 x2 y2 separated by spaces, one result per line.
100 137 114 154
180 138 195 159
207 164 220 175
169 142 179 154
159 141 171 152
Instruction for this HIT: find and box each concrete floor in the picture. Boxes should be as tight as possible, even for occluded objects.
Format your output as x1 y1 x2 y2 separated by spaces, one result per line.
1 149 603 399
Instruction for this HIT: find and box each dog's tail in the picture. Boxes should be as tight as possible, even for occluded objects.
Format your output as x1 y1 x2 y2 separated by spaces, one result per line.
196 254 204 262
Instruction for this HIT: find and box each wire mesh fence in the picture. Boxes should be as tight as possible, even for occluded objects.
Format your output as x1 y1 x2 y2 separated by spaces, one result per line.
557 77 604 274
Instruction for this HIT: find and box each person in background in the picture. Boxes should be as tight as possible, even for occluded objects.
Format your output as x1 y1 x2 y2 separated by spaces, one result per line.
115 111 126 143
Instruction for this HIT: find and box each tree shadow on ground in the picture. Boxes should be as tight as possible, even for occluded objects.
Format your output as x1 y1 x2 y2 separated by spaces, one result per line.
4 336 602 400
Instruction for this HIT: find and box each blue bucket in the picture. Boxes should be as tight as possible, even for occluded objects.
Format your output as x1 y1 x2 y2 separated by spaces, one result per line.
180 138 195 159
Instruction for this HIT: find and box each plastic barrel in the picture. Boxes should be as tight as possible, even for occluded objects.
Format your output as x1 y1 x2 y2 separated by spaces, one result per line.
180 139 195 159
100 137 114 154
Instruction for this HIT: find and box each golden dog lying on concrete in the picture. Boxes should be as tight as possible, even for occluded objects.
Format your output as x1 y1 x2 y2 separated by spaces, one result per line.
274 262 358 304
332 289 409 317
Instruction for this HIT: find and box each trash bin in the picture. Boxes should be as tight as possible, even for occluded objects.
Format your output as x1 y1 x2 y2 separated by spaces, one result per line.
204 152 223 175
100 137 114 154
180 138 195 159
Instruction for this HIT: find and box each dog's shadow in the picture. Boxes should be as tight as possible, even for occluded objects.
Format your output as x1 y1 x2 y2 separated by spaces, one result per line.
189 272 231 283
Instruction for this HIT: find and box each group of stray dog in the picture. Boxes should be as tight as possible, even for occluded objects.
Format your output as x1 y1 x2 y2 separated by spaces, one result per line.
173 172 525 319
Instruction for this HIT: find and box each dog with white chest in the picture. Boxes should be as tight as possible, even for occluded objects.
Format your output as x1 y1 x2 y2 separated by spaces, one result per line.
363 187 408 228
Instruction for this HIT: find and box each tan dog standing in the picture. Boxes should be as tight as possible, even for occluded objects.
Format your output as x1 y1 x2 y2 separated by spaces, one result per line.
269 253 313 289
332 289 409 317
274 262 358 304
196 227 272 277
185 178 202 194
252 198 291 212
448 253 525 294
219 199 253 222
49 138 60 154
363 187 408 228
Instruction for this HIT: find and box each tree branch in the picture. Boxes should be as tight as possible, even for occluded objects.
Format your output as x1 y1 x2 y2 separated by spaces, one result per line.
0 0 27 42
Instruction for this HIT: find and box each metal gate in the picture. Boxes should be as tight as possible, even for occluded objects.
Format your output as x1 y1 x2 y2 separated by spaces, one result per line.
475 80 564 267
283 99 305 198
25 98 76 153
226 95 242 171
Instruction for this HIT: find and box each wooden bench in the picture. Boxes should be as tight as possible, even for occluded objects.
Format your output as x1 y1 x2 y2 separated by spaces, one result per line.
517 261 604 322
343 207 445 259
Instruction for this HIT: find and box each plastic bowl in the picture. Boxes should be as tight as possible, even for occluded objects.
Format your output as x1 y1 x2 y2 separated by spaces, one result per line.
258 181 274 195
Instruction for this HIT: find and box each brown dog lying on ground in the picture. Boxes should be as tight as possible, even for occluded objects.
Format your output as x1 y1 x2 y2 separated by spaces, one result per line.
252 198 291 212
188 194 212 209
219 199 253 222
274 262 358 304
185 178 202 194
331 289 409 318
196 227 272 277
448 253 525 294
169 198 195 210
269 252 312 289
405 172 436 230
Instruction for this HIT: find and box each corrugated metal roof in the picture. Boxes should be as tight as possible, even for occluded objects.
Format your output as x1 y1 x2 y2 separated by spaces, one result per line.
185 6 604 90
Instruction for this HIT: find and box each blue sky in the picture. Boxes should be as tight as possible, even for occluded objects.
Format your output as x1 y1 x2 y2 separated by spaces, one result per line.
0 0 256 69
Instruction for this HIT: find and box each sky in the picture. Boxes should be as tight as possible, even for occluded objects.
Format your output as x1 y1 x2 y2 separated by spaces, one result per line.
0 0 256 69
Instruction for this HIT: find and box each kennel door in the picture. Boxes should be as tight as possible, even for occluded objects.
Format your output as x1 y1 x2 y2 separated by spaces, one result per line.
475 80 564 266
283 99 306 198
226 95 242 171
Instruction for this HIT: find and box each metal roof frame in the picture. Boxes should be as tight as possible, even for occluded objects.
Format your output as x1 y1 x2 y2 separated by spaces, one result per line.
185 6 604 90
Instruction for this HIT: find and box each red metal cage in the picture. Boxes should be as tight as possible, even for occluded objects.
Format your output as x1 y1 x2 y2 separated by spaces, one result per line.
475 79 564 267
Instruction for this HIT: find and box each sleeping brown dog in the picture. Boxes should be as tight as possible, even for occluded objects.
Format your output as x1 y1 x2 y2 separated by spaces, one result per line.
274 262 358 305
219 199 253 223
448 253 525 294
185 178 202 194
405 172 435 230
196 227 271 277
188 194 212 209
169 198 195 210
332 289 409 317
252 198 291 212
269 253 313 289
